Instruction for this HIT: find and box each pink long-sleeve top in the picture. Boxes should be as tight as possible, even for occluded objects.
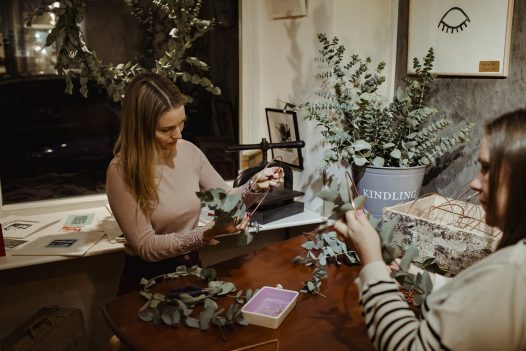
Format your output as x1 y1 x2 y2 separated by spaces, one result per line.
106 139 258 262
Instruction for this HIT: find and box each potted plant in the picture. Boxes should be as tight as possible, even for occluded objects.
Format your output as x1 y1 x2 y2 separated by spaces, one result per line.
300 33 474 217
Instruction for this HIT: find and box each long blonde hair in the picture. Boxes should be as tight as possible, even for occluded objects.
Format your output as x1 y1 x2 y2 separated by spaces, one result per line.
113 73 185 214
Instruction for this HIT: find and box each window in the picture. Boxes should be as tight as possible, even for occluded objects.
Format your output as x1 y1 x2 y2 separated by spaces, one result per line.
0 0 239 206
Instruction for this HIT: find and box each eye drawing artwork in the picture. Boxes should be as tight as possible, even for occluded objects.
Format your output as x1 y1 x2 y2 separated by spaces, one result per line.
408 0 513 77
438 7 471 33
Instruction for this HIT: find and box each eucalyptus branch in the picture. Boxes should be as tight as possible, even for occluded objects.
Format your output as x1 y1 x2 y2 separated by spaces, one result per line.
196 188 254 245
305 178 436 306
297 34 474 167
27 0 220 102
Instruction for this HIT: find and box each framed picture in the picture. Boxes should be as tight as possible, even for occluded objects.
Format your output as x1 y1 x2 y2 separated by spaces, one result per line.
267 0 307 19
265 108 303 170
408 0 514 77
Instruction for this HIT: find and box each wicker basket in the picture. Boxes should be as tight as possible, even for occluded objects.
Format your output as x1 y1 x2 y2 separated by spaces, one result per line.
1 306 87 351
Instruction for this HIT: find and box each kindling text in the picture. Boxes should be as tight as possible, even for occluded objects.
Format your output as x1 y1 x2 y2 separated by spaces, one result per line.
362 189 417 201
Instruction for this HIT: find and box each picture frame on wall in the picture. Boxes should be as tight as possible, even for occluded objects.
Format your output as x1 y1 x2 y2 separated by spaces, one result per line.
265 108 303 170
408 0 514 77
267 0 307 19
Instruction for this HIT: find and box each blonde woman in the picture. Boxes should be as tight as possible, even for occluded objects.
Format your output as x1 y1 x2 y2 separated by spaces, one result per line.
107 73 283 295
335 109 526 350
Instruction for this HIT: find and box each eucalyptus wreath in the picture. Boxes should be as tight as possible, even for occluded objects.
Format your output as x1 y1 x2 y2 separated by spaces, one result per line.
138 265 257 337
26 0 221 102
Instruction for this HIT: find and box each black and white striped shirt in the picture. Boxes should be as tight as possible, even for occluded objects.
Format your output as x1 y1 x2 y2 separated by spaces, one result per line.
356 239 526 350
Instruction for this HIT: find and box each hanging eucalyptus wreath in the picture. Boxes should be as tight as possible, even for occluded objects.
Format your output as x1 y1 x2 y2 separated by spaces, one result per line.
26 0 221 102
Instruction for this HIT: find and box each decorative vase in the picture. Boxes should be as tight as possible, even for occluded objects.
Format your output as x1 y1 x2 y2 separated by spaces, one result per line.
352 165 427 218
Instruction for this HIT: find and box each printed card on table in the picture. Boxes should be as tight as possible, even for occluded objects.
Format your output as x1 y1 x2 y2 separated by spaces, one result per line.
12 231 106 256
0 215 61 239
61 213 95 232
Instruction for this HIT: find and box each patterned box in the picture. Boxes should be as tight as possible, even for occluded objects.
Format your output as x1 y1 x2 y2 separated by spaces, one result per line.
383 194 502 275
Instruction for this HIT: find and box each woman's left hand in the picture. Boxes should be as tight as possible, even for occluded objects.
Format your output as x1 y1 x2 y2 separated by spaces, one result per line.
333 209 383 266
253 167 284 191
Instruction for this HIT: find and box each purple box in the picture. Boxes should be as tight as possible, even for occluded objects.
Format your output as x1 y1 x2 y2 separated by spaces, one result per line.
241 286 299 329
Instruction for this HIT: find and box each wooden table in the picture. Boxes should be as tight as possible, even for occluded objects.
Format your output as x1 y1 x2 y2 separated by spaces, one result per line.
103 234 373 351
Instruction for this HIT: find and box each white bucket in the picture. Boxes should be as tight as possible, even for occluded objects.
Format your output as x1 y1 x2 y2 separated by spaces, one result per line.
353 165 427 218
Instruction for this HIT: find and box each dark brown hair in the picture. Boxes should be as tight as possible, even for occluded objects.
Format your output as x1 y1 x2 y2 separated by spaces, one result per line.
485 109 526 248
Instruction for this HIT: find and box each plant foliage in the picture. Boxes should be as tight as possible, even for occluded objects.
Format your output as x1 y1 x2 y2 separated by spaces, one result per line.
196 188 253 245
292 231 359 295
302 33 474 167
138 265 257 336
304 178 435 305
27 0 221 102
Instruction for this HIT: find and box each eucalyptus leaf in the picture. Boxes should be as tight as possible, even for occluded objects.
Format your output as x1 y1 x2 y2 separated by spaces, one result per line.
318 254 327 266
179 293 195 305
372 156 385 167
222 194 241 212
245 289 253 300
353 139 371 151
138 303 154 322
314 188 339 202
339 183 350 204
185 317 200 328
399 245 419 272
353 155 368 166
161 305 180 325
352 195 366 210
390 149 402 159
219 282 236 296
302 241 316 250
236 317 249 326
237 231 253 245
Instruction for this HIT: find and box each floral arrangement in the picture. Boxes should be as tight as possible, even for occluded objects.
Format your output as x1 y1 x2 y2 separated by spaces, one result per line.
301 33 474 167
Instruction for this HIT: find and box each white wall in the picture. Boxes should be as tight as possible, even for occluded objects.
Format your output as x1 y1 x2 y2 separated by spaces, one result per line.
240 0 399 212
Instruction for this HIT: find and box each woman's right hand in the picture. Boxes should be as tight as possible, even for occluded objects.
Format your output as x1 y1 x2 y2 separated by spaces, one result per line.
333 209 383 266
202 214 249 243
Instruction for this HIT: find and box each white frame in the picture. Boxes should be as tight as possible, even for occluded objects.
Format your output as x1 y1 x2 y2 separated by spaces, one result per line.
408 0 514 77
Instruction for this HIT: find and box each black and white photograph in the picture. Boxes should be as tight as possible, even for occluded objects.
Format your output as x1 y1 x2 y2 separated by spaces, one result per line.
12 231 106 257
265 108 303 169
46 239 78 248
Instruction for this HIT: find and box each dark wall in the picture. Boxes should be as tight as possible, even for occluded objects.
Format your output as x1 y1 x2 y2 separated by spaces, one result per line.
396 0 526 196
84 0 240 179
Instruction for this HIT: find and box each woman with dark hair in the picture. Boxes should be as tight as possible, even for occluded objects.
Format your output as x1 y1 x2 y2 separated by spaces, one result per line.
335 109 526 350
107 73 283 295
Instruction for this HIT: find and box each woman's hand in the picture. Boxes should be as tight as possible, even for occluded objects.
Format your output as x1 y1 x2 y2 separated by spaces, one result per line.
252 167 285 191
388 258 423 275
203 214 250 243
333 209 383 266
